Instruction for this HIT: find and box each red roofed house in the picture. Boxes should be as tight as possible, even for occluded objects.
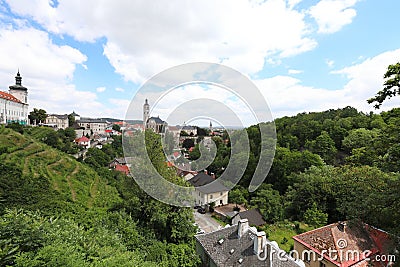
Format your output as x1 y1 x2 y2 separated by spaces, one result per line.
115 164 129 175
0 71 29 125
293 221 397 267
75 136 90 148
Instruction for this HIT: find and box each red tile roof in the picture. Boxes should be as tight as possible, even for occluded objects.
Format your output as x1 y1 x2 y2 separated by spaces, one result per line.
293 221 395 267
115 164 129 175
75 136 90 143
0 91 21 103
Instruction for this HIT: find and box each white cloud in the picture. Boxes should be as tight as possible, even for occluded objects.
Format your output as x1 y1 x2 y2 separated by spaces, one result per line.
257 49 400 119
326 59 335 68
288 69 303 74
96 86 106 92
0 25 108 117
309 0 359 34
6 0 320 83
115 87 124 92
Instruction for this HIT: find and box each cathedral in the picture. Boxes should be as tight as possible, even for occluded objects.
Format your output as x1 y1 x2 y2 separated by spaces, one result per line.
143 99 167 134
0 71 29 125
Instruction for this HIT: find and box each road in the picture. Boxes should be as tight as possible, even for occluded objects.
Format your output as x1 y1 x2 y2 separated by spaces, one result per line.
193 210 223 233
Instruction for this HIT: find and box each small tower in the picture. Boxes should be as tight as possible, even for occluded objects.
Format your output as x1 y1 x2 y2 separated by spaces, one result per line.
209 120 213 135
9 70 28 104
143 99 150 127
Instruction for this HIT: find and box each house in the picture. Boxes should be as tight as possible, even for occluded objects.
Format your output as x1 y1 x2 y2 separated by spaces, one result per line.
109 157 131 175
188 172 229 207
0 71 29 125
195 218 305 267
293 221 397 267
76 118 109 135
181 125 197 136
232 209 266 227
114 164 129 175
45 114 69 129
74 136 90 148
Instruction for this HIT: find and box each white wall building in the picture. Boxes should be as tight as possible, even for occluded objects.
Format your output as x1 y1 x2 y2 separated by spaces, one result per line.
188 173 229 207
0 71 29 125
45 114 69 129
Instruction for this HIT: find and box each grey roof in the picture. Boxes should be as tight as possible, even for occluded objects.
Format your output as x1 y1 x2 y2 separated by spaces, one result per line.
48 114 68 119
77 118 109 123
195 224 302 267
188 173 228 194
233 209 266 226
147 116 166 124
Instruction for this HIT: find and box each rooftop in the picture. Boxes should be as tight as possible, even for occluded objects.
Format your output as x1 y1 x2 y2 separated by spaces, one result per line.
233 209 266 226
0 91 22 103
188 172 228 194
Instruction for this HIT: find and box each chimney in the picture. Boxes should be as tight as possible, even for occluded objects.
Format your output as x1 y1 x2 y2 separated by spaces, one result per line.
237 219 249 238
254 231 266 256
338 221 347 233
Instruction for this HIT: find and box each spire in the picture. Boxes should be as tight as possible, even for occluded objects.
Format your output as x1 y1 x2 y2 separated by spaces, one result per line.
15 70 22 86
145 98 148 105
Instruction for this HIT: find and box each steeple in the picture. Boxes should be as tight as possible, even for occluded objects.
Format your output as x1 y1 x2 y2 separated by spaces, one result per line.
143 99 150 127
15 70 22 86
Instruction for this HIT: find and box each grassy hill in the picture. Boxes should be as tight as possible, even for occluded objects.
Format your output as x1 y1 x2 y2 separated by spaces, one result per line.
0 126 121 214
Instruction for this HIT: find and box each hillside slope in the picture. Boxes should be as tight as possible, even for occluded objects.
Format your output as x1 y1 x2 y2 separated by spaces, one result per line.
0 126 121 213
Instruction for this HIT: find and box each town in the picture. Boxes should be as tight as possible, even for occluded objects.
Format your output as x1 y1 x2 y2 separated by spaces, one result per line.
1 70 399 267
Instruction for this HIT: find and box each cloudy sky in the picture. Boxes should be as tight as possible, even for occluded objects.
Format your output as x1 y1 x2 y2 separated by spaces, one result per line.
0 0 399 126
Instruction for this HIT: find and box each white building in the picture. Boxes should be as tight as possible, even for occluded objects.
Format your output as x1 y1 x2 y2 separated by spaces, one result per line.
76 118 109 135
45 114 69 129
188 172 229 207
0 71 29 125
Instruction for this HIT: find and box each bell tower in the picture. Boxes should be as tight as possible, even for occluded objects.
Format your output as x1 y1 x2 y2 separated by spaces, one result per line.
143 99 150 127
9 70 28 104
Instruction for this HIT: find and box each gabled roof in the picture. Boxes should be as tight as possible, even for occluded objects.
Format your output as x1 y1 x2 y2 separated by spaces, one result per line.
115 164 129 175
0 91 22 103
147 116 166 124
75 136 90 143
293 221 396 267
195 223 301 267
188 172 228 194
47 114 68 119
232 209 266 226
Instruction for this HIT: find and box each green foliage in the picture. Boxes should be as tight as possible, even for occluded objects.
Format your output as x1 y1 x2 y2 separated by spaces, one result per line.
250 184 283 223
303 203 328 228
28 108 47 125
368 62 400 108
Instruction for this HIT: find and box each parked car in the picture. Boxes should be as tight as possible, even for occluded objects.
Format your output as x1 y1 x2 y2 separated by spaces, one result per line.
197 208 206 214
194 205 201 209
196 228 205 234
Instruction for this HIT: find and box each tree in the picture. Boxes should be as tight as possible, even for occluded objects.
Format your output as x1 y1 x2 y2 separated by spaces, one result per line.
303 203 328 227
306 131 337 164
28 108 47 125
368 62 400 108
112 124 121 132
67 113 75 127
182 139 194 149
250 184 283 223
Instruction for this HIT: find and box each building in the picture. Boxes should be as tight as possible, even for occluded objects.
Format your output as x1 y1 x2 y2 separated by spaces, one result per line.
45 114 69 129
195 218 305 267
188 172 229 207
74 136 90 148
293 221 397 267
0 71 29 125
232 209 266 227
76 118 109 135
143 99 168 134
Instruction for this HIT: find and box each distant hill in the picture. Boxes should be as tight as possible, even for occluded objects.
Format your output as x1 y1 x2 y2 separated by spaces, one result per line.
0 127 121 213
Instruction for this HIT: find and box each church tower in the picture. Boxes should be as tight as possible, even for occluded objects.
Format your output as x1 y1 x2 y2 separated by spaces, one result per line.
9 70 28 104
143 99 150 127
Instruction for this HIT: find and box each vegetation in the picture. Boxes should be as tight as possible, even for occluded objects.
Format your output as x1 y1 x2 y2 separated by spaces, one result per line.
368 62 400 108
0 126 200 266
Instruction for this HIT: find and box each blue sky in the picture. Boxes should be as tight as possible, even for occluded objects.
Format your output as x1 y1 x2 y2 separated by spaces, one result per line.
0 0 399 126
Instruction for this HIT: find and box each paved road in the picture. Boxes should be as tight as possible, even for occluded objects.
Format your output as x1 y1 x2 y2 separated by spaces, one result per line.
193 211 223 233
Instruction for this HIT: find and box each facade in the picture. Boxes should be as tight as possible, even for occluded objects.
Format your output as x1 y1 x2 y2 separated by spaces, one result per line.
74 136 90 148
45 114 69 129
0 71 29 125
188 172 229 207
293 221 397 267
195 218 305 267
143 99 168 134
76 118 109 135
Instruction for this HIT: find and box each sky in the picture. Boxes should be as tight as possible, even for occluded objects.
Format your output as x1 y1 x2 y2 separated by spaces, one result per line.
0 0 399 126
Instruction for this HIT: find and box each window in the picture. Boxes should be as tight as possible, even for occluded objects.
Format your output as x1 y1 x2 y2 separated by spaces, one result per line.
220 192 223 196
210 194 213 199
319 262 326 267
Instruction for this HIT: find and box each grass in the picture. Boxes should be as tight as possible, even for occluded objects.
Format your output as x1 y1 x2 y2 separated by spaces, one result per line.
260 221 315 252
0 126 121 211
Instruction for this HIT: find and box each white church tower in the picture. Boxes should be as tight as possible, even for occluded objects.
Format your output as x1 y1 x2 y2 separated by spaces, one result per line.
143 99 150 127
9 70 28 104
